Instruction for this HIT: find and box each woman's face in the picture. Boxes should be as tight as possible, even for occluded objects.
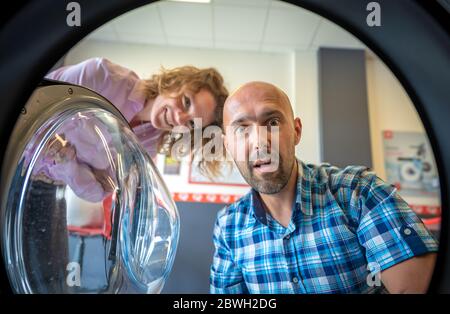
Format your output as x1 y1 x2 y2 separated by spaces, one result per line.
150 88 217 131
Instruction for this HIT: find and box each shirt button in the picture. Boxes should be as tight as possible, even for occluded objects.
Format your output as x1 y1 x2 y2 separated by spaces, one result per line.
404 228 412 236
284 234 291 240
292 277 299 284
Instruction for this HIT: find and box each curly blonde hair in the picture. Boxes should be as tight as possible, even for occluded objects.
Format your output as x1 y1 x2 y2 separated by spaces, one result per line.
141 65 228 178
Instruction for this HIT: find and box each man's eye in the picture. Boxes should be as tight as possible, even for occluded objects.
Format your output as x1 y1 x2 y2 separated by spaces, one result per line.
235 126 247 134
268 118 280 127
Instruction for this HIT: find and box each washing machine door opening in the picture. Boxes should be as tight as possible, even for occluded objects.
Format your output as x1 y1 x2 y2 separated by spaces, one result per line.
0 81 180 294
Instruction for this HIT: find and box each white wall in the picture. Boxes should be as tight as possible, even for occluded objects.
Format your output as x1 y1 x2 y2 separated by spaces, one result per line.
65 39 293 99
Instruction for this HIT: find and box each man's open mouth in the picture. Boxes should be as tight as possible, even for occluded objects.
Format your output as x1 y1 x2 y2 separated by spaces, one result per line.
253 158 272 168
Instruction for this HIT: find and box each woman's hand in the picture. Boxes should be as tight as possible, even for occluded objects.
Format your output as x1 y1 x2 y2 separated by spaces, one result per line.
41 135 115 201
44 136 76 164
49 138 116 194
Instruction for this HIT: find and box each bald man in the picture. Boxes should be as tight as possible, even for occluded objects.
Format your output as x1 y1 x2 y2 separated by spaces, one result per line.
209 81 438 294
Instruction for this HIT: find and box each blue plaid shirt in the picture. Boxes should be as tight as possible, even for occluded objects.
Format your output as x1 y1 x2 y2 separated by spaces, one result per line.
210 160 438 294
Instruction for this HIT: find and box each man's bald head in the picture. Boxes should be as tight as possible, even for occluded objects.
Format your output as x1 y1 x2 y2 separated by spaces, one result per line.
223 81 294 127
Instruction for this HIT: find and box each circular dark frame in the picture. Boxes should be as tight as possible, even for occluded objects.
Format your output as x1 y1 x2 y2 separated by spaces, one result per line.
0 0 448 294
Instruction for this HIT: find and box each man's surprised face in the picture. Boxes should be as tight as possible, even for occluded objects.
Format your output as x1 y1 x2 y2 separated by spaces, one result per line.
223 82 301 194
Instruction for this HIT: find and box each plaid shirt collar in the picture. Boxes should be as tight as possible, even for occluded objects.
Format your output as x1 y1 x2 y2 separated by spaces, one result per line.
249 159 313 227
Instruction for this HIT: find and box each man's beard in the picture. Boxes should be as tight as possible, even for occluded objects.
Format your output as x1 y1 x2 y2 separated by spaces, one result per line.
236 153 295 195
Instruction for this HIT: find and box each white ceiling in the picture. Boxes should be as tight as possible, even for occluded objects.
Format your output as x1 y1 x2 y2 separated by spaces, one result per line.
86 0 367 53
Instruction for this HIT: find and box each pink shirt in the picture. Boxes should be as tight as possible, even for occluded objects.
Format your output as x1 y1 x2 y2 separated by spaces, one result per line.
46 57 163 157
30 58 163 202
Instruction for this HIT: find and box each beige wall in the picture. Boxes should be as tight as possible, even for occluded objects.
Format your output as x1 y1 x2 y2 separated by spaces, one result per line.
366 55 426 181
366 55 440 207
292 49 321 165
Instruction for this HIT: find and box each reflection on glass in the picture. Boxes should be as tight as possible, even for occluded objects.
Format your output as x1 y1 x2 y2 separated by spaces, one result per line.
4 107 179 293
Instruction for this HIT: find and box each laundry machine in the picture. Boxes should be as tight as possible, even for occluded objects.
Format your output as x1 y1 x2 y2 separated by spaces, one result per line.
0 79 180 293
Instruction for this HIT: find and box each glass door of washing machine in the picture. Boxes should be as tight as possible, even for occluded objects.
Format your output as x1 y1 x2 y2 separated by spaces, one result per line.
0 80 180 294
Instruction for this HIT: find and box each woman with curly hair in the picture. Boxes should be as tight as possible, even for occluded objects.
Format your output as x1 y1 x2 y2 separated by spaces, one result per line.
41 57 229 202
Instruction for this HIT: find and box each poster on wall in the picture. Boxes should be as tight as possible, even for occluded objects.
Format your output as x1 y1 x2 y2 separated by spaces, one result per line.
382 130 440 199
163 155 182 175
